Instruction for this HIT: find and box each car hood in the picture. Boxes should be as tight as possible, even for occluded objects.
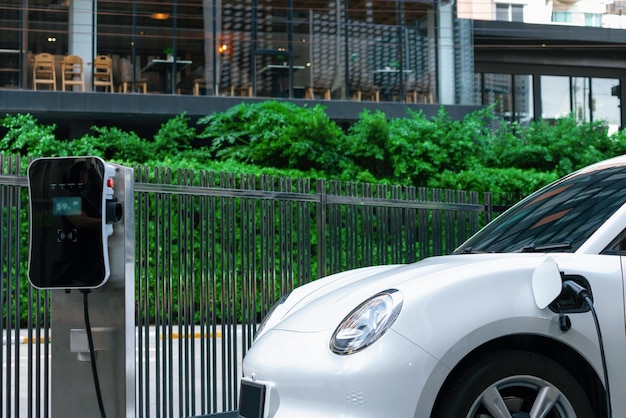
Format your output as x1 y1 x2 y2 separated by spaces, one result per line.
262 253 549 334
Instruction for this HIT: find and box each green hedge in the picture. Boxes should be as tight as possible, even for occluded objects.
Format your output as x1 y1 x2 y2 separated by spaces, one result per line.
5 102 625 196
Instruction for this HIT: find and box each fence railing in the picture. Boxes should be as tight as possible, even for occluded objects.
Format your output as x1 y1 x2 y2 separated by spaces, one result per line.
1 155 515 418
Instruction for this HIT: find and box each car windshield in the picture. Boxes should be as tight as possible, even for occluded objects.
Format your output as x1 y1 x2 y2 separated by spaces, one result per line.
454 161 626 254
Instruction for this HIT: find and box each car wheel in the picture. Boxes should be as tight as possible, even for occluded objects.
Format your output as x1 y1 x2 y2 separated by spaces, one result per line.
432 350 595 418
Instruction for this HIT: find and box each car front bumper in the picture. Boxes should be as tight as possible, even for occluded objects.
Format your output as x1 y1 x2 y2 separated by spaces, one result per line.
240 328 442 418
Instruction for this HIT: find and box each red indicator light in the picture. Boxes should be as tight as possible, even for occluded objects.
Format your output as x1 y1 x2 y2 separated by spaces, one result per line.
107 178 114 188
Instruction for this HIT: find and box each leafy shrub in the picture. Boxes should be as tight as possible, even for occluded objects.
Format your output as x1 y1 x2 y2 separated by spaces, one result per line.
153 113 197 158
430 167 558 196
495 115 617 176
0 113 65 158
197 101 347 175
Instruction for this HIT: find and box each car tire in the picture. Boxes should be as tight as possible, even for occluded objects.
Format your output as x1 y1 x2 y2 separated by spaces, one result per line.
431 349 595 418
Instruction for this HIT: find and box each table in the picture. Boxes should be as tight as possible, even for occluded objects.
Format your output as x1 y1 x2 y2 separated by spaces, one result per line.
258 64 305 98
142 58 192 94
373 68 413 101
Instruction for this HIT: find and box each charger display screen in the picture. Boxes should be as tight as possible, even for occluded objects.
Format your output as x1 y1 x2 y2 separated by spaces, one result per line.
52 196 82 216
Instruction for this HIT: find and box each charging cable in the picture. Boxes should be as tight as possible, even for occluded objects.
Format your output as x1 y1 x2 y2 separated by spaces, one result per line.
563 280 611 417
82 290 107 418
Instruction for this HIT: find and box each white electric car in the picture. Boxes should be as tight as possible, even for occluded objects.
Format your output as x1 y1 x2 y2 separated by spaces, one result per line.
238 155 626 418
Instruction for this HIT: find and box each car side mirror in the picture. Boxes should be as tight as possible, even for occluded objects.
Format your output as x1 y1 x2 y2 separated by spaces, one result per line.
532 257 563 309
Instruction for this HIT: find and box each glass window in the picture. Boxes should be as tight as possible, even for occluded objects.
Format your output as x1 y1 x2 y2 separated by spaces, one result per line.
495 4 509 21
473 73 483 106
0 0 435 97
0 0 21 88
541 75 570 120
511 5 523 22
455 162 626 254
592 77 621 134
585 13 602 27
514 74 533 125
495 4 522 22
571 76 590 122
483 73 512 121
552 12 572 23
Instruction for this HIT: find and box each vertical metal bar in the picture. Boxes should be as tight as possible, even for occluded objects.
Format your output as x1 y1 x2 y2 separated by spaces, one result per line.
187 170 194 416
259 176 269 321
219 172 237 411
418 187 429 260
166 168 174 418
457 190 467 246
361 183 373 267
444 189 455 255
9 156 17 418
328 181 342 273
241 174 257 353
208 171 218 413
345 182 356 270
470 191 480 235
296 178 312 286
154 167 163 418
484 191 493 224
432 189 443 256
197 170 207 412
177 171 184 418
376 184 388 265
1 154 7 418
316 179 327 279
390 185 402 263
405 186 417 264
136 166 146 418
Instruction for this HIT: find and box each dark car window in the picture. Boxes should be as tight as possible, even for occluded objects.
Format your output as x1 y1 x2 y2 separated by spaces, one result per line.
454 163 626 254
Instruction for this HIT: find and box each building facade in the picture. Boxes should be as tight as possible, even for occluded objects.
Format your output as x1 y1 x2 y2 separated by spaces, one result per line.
463 0 626 133
0 0 624 136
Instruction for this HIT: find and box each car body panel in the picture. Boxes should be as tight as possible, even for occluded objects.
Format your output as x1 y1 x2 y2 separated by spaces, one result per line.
243 329 440 417
244 252 626 416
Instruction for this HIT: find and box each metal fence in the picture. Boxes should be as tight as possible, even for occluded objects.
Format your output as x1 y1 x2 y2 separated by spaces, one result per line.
0 155 514 418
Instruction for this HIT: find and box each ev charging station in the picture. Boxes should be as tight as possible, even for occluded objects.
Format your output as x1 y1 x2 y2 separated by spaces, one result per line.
28 156 135 417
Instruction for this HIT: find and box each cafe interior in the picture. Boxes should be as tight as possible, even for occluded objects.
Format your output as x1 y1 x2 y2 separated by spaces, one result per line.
0 0 438 103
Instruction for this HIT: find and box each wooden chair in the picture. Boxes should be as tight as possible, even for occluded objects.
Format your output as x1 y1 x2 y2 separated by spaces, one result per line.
349 64 379 102
117 57 147 93
92 55 114 92
61 55 85 91
177 66 205 95
305 62 332 100
33 53 57 91
193 79 206 96
305 85 331 100
405 73 434 104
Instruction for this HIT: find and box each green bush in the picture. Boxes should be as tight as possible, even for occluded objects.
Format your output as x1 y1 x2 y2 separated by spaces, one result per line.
431 167 558 195
197 101 347 175
0 113 65 158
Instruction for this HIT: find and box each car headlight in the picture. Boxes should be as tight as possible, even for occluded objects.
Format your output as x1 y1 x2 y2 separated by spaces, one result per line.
330 289 403 355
